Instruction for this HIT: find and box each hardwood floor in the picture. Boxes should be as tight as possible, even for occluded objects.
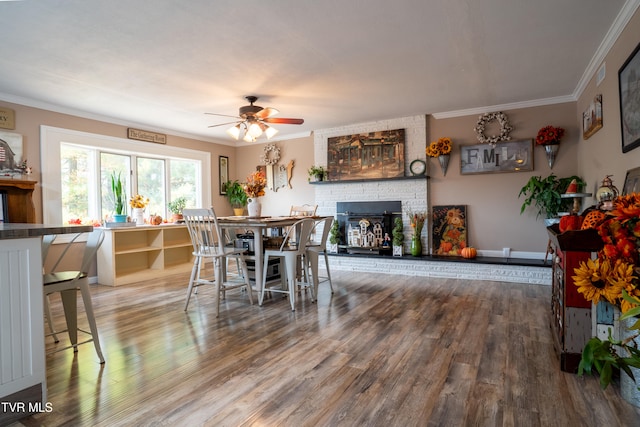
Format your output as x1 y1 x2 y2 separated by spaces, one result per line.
12 269 640 426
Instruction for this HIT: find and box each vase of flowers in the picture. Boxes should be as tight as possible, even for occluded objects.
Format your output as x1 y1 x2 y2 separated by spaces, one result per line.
574 193 640 406
244 170 267 217
129 194 150 225
407 210 427 256
426 137 453 176
536 125 564 169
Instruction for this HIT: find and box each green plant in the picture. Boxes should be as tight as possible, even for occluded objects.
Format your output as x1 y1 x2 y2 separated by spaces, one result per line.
308 165 326 181
167 196 187 215
518 174 585 219
329 218 340 245
110 172 126 215
392 217 404 246
224 180 247 208
579 292 640 390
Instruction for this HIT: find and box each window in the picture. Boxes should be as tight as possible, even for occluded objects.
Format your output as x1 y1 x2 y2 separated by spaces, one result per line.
41 126 212 225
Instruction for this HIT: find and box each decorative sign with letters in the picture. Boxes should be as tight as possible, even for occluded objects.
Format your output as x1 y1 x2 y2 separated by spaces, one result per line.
460 139 533 175
0 107 15 130
127 128 167 144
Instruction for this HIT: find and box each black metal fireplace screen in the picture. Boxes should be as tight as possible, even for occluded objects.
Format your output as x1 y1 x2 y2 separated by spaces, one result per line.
336 201 401 255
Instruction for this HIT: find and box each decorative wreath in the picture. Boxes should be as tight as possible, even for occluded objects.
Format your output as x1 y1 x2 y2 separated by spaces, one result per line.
474 111 513 146
260 143 280 165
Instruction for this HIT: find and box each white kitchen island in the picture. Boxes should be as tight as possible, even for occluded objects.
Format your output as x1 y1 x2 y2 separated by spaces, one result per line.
0 223 92 426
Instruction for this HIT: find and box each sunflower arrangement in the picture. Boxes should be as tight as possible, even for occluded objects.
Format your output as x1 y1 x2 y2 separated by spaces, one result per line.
535 125 564 146
574 193 640 389
573 193 640 312
425 137 453 158
129 194 150 209
244 170 267 198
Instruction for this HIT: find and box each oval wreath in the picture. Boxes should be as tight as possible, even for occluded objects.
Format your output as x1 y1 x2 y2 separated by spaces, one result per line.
474 111 513 146
260 143 281 165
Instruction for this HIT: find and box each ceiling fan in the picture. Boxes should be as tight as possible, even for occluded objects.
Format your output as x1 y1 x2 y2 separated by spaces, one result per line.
206 96 304 142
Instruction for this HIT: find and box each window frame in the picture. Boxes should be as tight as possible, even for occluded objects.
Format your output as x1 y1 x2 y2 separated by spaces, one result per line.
40 125 211 225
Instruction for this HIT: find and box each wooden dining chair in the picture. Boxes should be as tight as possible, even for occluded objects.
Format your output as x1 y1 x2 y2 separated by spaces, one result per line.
183 208 253 316
260 217 316 311
290 204 318 217
43 229 106 363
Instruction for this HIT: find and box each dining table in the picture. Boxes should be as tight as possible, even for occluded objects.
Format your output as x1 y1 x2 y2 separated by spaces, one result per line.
216 215 327 292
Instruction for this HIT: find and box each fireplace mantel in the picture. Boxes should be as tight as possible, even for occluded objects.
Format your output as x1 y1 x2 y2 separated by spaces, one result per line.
309 175 428 185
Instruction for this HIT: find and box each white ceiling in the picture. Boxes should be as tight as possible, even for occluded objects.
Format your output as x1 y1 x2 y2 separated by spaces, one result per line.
0 0 636 144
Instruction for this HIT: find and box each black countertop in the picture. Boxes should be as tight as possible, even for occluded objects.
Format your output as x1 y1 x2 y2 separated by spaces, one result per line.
0 223 93 240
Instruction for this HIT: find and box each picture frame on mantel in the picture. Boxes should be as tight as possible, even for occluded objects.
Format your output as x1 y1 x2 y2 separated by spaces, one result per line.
0 130 24 177
619 41 640 153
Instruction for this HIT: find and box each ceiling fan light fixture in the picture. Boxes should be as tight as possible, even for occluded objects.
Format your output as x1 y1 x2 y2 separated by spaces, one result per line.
265 125 278 139
243 132 255 143
226 123 241 140
248 122 263 138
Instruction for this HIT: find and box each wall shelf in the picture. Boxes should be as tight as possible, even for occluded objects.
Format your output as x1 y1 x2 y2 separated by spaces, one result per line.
309 175 429 185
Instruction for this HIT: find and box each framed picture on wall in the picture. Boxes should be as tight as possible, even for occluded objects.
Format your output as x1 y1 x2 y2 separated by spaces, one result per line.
219 156 229 195
619 41 640 153
326 129 405 182
623 166 640 195
583 94 603 140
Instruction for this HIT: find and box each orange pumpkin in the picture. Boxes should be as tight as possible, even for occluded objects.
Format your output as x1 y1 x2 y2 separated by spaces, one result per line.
559 214 583 232
461 247 477 259
150 215 163 225
581 210 606 230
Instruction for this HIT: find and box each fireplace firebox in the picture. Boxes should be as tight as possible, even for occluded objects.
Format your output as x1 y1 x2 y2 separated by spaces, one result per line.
336 201 401 255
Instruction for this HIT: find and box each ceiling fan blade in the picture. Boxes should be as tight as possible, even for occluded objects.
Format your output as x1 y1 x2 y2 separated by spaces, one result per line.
208 121 242 128
205 112 241 119
263 117 304 125
255 107 279 119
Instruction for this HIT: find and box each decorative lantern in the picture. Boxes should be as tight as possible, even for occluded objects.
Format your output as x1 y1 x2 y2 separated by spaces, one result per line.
595 175 619 210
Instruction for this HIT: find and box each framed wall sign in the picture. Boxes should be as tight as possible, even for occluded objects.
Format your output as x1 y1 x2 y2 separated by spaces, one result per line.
619 41 640 153
460 139 533 175
219 155 229 195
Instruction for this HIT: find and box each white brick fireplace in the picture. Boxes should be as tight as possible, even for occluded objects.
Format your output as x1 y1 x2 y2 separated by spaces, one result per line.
312 114 550 285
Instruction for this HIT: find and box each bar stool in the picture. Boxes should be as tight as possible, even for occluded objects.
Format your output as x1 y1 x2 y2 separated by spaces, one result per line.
304 216 335 299
43 229 106 363
260 218 315 311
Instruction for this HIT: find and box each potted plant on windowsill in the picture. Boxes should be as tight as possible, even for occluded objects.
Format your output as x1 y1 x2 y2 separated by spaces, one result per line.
110 172 127 222
518 174 585 226
308 165 326 182
167 196 187 223
224 180 248 216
